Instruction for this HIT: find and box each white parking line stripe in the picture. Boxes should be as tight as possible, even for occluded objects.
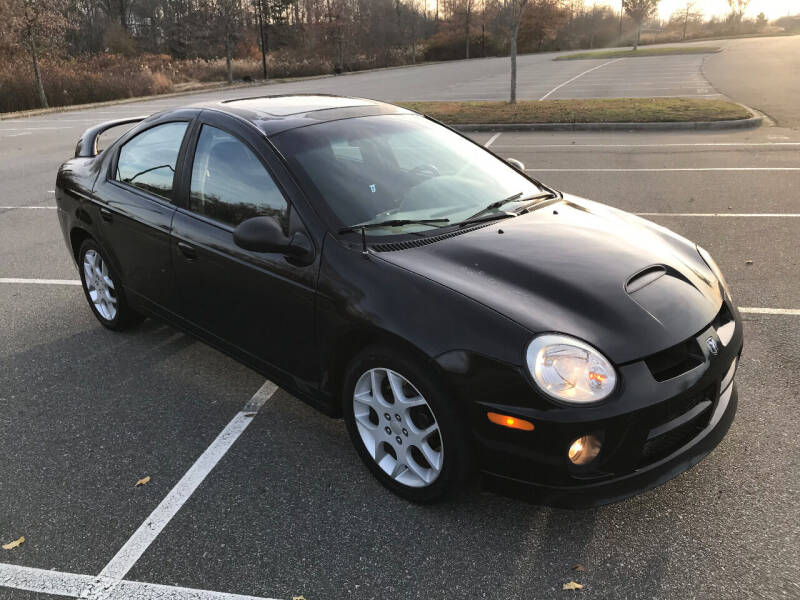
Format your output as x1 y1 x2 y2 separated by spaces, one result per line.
484 132 501 148
1 119 113 123
0 563 93 597
0 278 81 285
0 127 74 131
494 143 800 148
539 58 623 100
564 86 711 90
738 307 800 315
635 213 800 217
100 578 281 600
526 168 800 172
0 563 280 599
91 380 279 586
0 206 57 209
590 93 724 98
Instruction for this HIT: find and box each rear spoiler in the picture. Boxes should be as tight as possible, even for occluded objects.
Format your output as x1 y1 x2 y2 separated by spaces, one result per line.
74 116 147 158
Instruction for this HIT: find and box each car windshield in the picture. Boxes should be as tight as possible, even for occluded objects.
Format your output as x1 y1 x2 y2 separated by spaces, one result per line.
272 115 543 235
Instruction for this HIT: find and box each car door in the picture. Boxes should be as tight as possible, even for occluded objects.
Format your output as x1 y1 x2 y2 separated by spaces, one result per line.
170 113 318 387
94 114 194 315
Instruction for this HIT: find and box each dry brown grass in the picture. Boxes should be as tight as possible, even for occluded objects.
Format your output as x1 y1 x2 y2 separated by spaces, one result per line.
398 98 751 124
0 50 405 113
554 46 721 60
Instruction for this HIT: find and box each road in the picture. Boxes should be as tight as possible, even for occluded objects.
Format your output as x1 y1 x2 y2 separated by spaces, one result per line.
704 35 800 128
1 37 799 600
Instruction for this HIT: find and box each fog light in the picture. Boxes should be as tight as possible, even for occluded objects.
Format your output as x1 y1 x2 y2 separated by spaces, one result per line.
568 435 602 465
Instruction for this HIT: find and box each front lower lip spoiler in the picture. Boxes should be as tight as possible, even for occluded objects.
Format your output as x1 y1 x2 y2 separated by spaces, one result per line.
482 383 738 509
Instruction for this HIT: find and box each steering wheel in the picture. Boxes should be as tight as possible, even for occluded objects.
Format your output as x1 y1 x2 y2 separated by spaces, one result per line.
409 164 440 178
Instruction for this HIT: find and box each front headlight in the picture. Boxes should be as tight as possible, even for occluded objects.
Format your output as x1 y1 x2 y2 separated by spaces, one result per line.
697 245 731 298
525 334 617 404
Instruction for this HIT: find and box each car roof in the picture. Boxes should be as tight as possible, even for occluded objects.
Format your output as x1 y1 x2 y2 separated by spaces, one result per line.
188 94 415 136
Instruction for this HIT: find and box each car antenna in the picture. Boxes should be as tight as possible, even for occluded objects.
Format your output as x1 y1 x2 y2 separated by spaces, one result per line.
360 226 368 257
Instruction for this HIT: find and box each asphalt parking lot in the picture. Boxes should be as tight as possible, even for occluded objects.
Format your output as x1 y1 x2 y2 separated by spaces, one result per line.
2 40 800 600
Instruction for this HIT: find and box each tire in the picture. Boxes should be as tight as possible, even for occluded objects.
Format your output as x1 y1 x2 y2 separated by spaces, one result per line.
342 344 472 503
78 239 142 331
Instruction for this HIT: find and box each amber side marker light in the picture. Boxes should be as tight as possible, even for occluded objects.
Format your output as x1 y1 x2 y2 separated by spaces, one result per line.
487 412 534 431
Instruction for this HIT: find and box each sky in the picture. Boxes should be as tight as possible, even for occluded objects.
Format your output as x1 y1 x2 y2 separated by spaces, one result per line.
653 0 798 20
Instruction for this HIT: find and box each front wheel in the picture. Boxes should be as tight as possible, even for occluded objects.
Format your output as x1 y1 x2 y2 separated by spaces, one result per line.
342 345 471 503
78 239 142 331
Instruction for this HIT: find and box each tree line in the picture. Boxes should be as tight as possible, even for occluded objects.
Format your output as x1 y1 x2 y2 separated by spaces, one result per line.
0 0 795 112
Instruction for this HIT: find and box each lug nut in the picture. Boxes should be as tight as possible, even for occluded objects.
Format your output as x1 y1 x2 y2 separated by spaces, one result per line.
395 414 401 422
395 436 402 444
402 428 408 436
384 426 391 435
384 413 391 421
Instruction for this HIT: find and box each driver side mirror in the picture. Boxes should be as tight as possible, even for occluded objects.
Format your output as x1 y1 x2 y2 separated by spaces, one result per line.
233 216 313 264
506 158 525 171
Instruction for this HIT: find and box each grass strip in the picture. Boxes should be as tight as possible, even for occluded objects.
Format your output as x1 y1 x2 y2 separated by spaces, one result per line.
398 98 750 124
554 46 721 60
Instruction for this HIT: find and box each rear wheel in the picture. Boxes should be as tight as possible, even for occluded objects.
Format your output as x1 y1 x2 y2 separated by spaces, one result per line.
78 239 142 331
342 345 471 503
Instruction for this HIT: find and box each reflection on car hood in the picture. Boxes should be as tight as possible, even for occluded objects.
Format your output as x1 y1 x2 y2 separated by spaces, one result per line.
375 195 723 364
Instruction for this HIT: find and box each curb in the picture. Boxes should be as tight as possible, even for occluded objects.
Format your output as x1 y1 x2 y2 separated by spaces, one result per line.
455 115 762 132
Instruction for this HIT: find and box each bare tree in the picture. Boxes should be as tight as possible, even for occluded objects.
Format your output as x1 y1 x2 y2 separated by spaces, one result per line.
217 0 243 83
727 0 750 30
464 0 474 58
679 1 700 40
622 0 659 50
507 0 529 103
409 0 421 63
97 0 134 31
255 0 269 80
7 0 70 108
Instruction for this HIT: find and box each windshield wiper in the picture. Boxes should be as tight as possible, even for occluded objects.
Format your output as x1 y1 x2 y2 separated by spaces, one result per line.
458 191 557 227
338 218 449 234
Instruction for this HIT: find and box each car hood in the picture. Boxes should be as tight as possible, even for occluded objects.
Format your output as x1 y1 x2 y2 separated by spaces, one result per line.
375 195 723 364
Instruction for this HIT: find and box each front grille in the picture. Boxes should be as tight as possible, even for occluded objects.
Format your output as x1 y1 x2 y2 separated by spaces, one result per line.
643 302 733 382
644 338 704 382
637 385 715 467
639 417 707 465
651 389 709 425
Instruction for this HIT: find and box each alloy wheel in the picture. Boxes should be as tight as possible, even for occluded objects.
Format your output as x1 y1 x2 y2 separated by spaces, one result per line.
83 249 118 321
352 367 444 488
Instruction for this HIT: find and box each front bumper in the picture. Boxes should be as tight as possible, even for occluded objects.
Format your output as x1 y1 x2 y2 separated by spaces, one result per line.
463 300 743 508
483 382 737 508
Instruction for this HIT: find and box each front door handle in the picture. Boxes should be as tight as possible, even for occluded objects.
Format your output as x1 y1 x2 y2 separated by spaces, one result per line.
177 241 197 259
99 208 113 222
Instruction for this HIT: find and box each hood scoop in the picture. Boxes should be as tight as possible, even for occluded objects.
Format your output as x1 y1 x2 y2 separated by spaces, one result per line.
626 265 708 329
626 265 667 293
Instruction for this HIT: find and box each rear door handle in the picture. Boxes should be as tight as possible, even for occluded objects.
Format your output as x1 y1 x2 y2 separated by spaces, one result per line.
99 207 113 222
177 241 197 259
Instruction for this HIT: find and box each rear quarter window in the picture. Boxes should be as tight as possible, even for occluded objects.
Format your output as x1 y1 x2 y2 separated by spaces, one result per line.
114 121 188 200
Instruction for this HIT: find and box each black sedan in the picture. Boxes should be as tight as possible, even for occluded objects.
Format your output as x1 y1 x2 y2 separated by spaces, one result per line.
56 95 742 506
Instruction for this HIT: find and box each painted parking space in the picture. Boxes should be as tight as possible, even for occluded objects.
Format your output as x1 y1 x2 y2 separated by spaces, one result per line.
116 318 800 600
0 285 264 577
544 55 720 100
1 117 799 600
